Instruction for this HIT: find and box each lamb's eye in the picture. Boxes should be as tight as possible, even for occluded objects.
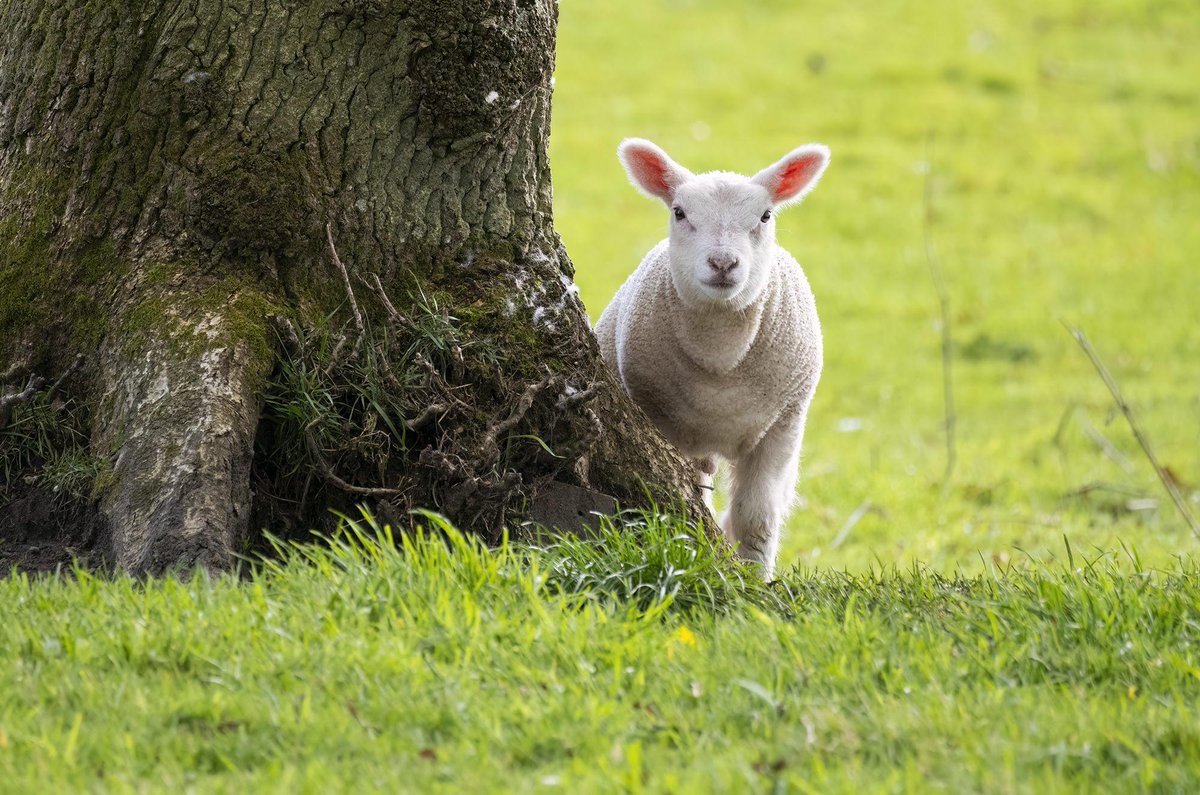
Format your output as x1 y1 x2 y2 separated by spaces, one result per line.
760 210 772 223
673 207 686 221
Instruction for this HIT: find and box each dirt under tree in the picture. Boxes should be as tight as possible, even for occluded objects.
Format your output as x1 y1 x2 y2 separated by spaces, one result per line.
0 0 707 575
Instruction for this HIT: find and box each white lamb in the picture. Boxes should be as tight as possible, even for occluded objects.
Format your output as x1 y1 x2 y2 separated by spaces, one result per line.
595 138 829 577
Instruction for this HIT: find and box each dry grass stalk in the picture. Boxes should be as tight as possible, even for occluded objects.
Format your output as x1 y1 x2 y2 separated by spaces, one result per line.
1067 325 1199 538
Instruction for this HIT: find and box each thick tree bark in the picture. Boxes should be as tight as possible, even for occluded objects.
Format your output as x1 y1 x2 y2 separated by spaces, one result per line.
0 0 707 574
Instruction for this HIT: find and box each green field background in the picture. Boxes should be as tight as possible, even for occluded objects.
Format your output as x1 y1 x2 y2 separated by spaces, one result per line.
551 0 1200 571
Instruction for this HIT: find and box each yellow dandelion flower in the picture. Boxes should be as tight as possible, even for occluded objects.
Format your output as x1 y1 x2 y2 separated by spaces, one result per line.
674 626 697 648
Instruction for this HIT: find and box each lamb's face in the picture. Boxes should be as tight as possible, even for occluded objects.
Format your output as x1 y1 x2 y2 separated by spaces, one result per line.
616 138 830 311
667 174 776 309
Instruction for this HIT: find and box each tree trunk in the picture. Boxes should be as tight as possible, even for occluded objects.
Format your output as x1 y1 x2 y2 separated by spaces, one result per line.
0 0 707 574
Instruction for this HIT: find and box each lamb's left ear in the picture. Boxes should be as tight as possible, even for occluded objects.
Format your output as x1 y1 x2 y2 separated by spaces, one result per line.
752 144 831 208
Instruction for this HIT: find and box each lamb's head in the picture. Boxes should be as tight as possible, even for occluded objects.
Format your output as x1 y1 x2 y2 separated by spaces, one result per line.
617 138 830 310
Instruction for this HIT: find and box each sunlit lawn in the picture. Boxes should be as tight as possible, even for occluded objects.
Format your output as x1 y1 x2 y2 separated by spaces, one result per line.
3 516 1199 792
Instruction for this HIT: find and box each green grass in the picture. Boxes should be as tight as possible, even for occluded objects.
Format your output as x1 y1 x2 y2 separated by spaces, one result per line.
2 513 1199 792
4 0 1200 790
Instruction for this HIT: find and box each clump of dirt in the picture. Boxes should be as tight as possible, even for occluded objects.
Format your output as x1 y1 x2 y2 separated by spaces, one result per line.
1 356 110 575
0 484 108 574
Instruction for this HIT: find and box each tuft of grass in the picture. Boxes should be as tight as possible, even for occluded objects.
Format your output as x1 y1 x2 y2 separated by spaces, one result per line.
0 394 96 506
530 508 789 616
39 447 108 502
260 315 417 480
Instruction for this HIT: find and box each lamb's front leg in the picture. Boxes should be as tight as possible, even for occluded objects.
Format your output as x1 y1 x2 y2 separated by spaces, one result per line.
724 406 809 578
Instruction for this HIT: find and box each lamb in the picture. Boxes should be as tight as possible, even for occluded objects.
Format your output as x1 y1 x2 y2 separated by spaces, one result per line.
594 138 829 577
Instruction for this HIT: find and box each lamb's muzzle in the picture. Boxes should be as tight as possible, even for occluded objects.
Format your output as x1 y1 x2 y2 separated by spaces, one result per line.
594 137 829 577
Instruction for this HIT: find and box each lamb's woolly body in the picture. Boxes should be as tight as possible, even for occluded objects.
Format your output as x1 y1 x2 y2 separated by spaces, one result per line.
596 240 821 462
598 138 829 576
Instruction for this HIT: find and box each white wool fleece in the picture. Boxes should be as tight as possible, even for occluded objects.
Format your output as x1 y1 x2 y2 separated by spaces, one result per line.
595 139 828 577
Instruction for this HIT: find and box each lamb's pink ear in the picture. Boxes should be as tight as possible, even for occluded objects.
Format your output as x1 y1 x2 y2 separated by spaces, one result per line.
617 138 693 204
752 144 831 208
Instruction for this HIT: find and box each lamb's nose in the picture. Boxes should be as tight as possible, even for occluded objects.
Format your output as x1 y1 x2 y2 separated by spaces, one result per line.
707 254 739 274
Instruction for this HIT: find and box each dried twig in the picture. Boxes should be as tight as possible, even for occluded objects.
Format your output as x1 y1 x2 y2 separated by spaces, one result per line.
45 354 85 403
1066 325 1199 538
412 353 440 383
559 404 604 468
831 499 873 549
375 355 407 393
326 222 365 340
477 375 558 465
580 405 604 448
556 382 600 411
419 446 469 477
1 361 29 387
405 403 449 432
923 132 956 484
1076 412 1135 474
1052 402 1135 473
0 375 46 432
326 330 351 374
410 353 471 409
363 272 403 324
305 429 403 497
1066 481 1148 499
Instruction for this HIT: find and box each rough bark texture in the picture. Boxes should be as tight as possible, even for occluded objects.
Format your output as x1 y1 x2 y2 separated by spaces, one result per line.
0 0 707 574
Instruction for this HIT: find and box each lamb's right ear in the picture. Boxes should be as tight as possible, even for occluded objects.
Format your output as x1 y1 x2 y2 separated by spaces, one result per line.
617 138 693 204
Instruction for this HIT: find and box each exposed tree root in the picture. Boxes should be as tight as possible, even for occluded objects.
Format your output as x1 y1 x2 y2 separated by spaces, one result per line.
253 239 611 543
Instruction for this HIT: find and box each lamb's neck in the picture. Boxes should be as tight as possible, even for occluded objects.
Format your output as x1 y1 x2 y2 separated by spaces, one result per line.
669 291 767 376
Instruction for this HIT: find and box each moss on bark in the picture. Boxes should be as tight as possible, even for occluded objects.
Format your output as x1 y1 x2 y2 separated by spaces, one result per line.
0 163 127 365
